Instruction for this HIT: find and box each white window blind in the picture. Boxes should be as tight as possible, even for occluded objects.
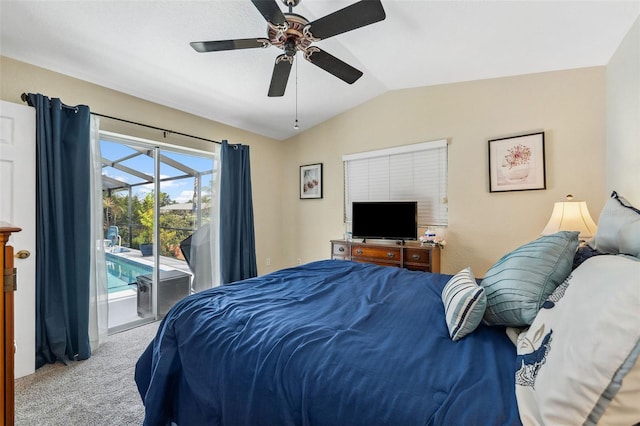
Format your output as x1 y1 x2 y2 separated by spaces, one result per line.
343 140 448 226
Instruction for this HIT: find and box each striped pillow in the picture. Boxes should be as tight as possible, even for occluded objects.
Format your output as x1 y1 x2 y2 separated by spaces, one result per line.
481 231 579 327
441 267 487 341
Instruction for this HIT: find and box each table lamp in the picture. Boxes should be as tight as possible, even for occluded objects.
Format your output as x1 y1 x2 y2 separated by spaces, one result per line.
541 194 598 241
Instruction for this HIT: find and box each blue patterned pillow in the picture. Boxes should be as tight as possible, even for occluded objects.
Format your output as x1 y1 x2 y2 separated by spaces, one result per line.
481 231 579 327
441 267 486 341
516 255 640 425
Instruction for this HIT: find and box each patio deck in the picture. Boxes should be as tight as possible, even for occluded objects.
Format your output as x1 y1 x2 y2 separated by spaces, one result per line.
108 247 192 274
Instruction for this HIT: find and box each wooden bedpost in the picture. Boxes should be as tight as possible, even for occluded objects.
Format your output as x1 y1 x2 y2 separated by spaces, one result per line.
1 223 21 426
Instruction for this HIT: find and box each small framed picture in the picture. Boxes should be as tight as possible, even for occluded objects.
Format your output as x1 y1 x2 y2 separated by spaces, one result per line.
300 163 323 199
488 132 546 192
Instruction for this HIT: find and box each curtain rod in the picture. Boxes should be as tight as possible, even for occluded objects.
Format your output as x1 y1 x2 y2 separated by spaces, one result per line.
20 92 221 145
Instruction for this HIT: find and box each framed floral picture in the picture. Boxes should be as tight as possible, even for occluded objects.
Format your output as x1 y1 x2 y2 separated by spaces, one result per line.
300 163 323 199
488 132 546 192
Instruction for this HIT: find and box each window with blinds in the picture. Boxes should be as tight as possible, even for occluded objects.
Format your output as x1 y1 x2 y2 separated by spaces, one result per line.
343 139 448 226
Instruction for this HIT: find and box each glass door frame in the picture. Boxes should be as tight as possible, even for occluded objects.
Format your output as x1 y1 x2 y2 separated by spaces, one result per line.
101 130 216 333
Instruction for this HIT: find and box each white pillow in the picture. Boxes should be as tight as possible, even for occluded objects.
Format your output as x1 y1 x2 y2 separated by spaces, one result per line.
619 219 640 258
598 354 640 425
591 192 640 254
515 255 640 426
441 267 486 341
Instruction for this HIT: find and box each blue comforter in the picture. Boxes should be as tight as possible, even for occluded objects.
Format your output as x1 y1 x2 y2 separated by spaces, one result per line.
135 260 521 425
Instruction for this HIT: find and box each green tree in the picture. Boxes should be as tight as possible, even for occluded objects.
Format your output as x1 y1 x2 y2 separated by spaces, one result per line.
159 210 194 258
103 195 124 229
134 192 155 247
111 192 131 245
106 189 200 258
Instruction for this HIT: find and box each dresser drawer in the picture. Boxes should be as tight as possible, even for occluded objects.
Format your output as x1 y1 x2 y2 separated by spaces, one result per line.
405 246 441 273
404 247 430 265
332 242 350 260
351 244 401 265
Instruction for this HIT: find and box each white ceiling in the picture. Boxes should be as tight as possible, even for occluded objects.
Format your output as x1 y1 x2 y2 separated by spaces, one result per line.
1 1 639 141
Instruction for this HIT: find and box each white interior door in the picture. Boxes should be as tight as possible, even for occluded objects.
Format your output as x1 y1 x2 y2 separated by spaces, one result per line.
0 100 36 378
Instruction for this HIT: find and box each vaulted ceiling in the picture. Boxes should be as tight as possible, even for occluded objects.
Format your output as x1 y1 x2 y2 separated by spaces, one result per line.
2 1 638 140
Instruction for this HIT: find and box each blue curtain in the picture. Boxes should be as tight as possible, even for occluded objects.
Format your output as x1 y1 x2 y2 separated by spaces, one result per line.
26 93 92 367
219 140 257 283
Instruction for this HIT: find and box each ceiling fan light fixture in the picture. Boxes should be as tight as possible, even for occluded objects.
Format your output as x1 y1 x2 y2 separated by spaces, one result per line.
284 39 297 57
191 0 386 97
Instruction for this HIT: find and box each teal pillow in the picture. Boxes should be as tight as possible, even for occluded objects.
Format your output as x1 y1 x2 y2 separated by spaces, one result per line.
481 231 579 327
441 267 486 341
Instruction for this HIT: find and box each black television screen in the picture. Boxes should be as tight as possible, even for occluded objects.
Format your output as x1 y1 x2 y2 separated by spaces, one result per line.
351 201 417 241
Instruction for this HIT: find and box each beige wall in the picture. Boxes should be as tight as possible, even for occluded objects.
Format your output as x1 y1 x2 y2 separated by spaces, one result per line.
1 56 613 277
606 16 640 206
0 56 287 274
282 67 607 275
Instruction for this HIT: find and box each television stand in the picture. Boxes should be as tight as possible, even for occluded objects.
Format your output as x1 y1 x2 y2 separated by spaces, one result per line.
330 240 440 273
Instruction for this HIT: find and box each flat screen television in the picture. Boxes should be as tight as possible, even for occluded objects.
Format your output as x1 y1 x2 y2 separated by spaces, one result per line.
351 201 418 242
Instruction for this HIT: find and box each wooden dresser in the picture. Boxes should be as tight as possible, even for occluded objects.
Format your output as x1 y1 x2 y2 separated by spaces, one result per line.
330 240 440 273
1 223 20 426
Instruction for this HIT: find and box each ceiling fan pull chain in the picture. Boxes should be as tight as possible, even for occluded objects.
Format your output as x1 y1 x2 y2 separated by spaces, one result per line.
294 55 299 130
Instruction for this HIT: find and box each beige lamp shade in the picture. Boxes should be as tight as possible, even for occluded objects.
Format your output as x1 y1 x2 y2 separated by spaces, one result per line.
541 196 598 239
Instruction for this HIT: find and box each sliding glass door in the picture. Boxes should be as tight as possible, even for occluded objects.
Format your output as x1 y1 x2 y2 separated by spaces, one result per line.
100 132 217 332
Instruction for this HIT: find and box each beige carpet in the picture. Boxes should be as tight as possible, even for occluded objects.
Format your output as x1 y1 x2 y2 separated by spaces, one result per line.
15 321 159 426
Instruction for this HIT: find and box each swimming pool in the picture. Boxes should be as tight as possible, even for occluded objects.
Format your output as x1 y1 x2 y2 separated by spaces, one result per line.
106 253 153 293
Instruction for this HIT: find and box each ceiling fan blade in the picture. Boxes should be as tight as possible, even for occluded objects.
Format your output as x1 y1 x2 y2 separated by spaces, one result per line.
305 48 363 84
190 38 269 53
268 54 293 97
251 0 287 27
307 0 386 40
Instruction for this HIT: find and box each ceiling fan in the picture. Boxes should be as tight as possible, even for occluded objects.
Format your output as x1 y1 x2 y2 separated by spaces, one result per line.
190 0 386 97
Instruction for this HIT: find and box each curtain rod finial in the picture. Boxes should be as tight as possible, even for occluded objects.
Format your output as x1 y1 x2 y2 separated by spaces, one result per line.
21 93 28 102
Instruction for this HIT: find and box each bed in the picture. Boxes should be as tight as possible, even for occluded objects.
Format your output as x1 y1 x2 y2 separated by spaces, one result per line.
135 192 640 426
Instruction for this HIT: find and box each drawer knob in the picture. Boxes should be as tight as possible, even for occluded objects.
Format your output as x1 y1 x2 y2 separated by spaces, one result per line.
338 247 345 252
387 252 394 258
412 254 421 260
356 249 363 255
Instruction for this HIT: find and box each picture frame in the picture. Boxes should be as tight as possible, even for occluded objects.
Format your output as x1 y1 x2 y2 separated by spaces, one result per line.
300 163 323 199
488 132 546 193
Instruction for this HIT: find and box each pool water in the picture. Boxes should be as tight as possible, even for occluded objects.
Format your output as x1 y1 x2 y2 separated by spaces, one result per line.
106 253 153 293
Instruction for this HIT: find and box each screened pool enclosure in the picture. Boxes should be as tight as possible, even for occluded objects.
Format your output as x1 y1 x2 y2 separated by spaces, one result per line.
100 132 218 332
